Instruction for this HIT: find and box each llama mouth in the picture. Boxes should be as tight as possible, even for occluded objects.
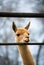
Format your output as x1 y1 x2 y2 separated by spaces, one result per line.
24 39 29 43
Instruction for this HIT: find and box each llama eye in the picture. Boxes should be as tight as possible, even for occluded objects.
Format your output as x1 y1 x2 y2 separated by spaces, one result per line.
16 34 20 36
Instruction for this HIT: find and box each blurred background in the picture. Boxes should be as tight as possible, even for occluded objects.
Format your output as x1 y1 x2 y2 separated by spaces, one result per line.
0 0 44 65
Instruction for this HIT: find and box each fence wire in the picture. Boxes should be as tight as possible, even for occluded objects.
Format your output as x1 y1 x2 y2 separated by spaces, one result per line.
0 12 44 17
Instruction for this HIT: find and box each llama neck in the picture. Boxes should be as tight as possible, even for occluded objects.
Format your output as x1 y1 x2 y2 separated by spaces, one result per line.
18 45 35 65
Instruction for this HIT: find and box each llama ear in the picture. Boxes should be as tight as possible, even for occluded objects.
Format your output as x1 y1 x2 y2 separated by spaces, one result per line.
25 22 30 30
12 22 17 32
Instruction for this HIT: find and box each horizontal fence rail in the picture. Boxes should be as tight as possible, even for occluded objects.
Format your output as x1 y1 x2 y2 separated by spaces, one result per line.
0 12 44 17
0 43 44 45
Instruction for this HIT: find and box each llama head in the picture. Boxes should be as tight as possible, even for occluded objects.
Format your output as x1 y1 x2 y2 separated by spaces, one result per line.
12 22 30 43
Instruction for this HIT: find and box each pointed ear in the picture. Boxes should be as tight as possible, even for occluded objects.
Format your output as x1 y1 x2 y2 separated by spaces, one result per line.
25 22 30 30
12 22 17 32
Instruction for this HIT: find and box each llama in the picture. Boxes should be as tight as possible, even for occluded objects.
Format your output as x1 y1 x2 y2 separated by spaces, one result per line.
12 22 35 65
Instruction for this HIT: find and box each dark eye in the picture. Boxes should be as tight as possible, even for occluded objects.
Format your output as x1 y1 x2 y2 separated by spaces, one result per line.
16 34 20 36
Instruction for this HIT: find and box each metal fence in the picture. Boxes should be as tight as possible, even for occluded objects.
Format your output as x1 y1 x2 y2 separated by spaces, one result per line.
0 12 44 65
0 12 44 17
0 12 44 45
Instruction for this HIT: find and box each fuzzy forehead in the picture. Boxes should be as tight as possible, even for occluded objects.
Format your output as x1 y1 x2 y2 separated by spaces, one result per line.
16 28 29 34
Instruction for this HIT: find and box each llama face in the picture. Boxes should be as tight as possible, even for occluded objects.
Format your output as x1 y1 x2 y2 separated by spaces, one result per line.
15 28 29 42
12 22 30 43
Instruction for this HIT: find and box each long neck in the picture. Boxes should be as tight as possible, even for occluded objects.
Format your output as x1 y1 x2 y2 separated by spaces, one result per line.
18 45 35 65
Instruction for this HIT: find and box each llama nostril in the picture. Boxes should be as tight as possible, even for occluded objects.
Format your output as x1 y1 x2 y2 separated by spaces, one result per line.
28 33 29 35
26 36 29 38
